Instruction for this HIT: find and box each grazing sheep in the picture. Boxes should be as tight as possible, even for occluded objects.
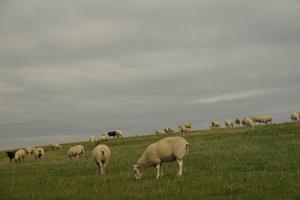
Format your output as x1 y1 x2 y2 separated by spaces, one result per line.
68 145 84 160
180 122 192 131
178 125 189 134
34 148 44 160
225 119 234 128
133 136 189 180
115 130 124 138
250 115 272 125
49 143 62 151
235 118 241 126
92 144 111 175
99 132 109 143
25 147 37 158
291 112 300 123
242 117 255 129
89 135 96 143
5 151 16 163
210 121 221 129
163 128 174 134
14 149 26 163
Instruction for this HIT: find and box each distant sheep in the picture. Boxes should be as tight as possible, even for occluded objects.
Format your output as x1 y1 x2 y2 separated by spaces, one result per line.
133 136 189 179
14 149 26 163
225 119 234 128
291 112 299 123
92 144 111 174
107 130 123 139
25 147 37 158
89 136 96 143
5 151 16 163
210 121 221 129
250 115 272 125
49 143 62 151
115 130 124 138
178 124 189 134
99 132 109 143
68 145 84 159
235 118 241 126
34 148 44 160
242 117 255 129
163 128 174 134
180 122 192 131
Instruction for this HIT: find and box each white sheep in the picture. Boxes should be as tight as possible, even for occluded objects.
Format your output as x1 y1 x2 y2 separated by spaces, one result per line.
210 121 221 129
92 144 111 174
49 143 62 151
133 136 189 180
99 132 109 143
291 112 300 123
242 117 255 129
225 119 234 128
14 149 26 163
250 115 272 125
115 130 124 138
180 122 192 131
25 147 37 158
89 135 96 143
178 124 189 134
34 148 44 160
68 145 84 159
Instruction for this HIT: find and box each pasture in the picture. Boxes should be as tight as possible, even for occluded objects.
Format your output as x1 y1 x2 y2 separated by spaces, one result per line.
0 123 300 199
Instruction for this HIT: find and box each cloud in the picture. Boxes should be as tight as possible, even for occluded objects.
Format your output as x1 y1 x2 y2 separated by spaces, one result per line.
189 89 274 104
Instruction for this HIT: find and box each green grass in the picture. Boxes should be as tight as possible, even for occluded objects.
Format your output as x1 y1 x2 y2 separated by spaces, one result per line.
0 123 300 200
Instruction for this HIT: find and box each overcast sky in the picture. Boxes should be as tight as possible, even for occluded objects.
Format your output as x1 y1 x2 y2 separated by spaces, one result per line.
1 0 300 150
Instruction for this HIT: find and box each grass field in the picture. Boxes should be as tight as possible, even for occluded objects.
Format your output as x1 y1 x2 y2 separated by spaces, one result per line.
0 123 300 200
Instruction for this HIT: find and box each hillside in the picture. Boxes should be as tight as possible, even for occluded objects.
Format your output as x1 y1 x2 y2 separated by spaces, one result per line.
0 123 300 200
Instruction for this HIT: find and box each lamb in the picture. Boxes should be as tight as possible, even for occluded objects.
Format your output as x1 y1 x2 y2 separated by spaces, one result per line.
25 147 37 158
34 148 44 160
14 149 26 163
291 112 300 123
68 145 84 159
225 119 234 128
210 121 221 129
242 117 255 129
99 132 109 143
89 135 96 143
5 151 16 163
178 124 189 134
133 136 189 180
49 143 62 151
92 144 111 174
235 118 241 126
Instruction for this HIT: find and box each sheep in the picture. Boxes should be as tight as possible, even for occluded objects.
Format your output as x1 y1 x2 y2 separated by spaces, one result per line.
99 132 109 143
210 121 221 129
133 136 189 180
235 118 241 126
250 115 272 125
178 124 189 134
14 149 26 163
179 122 192 131
49 143 62 151
115 130 124 138
25 147 37 158
242 117 255 129
68 145 84 160
5 151 16 163
89 135 96 143
92 144 111 175
163 128 174 134
225 119 234 128
34 148 44 160
291 112 300 123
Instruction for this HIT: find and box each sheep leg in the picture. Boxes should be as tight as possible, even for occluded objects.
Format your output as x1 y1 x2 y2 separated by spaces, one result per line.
160 164 164 177
156 164 161 179
177 159 183 177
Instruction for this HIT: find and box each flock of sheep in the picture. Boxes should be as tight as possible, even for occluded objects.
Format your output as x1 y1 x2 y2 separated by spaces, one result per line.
3 112 300 180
